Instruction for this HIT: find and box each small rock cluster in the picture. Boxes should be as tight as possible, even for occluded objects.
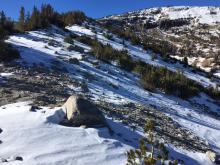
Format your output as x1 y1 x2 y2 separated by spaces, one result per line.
0 156 23 163
0 128 2 144
0 128 23 163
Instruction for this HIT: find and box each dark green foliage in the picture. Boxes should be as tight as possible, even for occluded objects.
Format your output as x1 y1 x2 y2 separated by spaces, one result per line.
183 56 188 67
0 10 20 62
74 35 94 46
151 53 157 61
101 24 143 46
75 35 134 71
143 37 176 57
62 11 86 26
48 39 56 46
25 11 31 30
0 41 20 62
18 7 25 32
117 51 134 71
64 35 74 44
16 4 86 31
139 64 200 99
0 10 14 38
67 45 84 53
91 42 116 62
103 23 177 59
76 35 219 99
104 33 113 40
69 33 78 39
0 11 19 62
131 35 141 45
205 86 220 100
126 120 171 165
29 6 42 30
134 60 201 99
90 40 134 71
101 23 220 100
159 18 190 30
40 4 55 28
69 58 79 65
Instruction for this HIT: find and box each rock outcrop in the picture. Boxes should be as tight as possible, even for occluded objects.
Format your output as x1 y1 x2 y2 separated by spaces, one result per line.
62 95 106 127
206 151 220 164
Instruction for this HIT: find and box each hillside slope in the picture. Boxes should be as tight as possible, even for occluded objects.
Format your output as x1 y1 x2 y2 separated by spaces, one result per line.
101 6 220 77
0 23 219 164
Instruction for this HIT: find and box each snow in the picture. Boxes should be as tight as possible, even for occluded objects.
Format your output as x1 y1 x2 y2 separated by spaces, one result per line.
0 102 137 165
66 25 95 36
2 25 220 164
0 73 13 77
0 72 14 83
107 6 220 25
0 101 216 165
163 7 220 25
214 72 220 79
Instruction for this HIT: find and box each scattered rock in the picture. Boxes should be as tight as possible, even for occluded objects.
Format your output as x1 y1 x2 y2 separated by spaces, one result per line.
15 156 23 161
29 105 40 112
0 64 71 106
69 58 79 65
0 128 2 134
0 158 8 162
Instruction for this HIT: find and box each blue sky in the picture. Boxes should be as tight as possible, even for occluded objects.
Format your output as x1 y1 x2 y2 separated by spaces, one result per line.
0 0 220 20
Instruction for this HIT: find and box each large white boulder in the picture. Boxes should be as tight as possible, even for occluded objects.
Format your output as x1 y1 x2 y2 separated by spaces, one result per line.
62 95 106 126
206 150 220 163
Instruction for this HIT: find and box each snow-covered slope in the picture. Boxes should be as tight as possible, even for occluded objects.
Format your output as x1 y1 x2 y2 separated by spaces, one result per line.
106 6 220 25
101 6 220 77
0 24 219 164
66 25 219 89
0 102 137 165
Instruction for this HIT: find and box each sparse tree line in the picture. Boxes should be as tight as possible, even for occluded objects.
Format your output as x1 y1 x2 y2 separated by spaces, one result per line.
101 18 220 67
158 18 190 30
71 35 134 71
102 23 178 57
0 11 20 62
100 23 220 99
0 11 14 38
0 41 20 62
0 4 86 62
17 4 86 32
0 4 86 35
71 34 216 99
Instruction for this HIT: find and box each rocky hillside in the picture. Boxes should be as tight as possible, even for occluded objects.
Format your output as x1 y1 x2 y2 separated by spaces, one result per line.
0 22 219 164
100 6 220 77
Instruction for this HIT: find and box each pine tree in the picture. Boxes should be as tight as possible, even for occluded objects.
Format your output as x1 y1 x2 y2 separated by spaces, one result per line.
25 11 30 30
29 6 41 30
126 119 175 165
40 4 54 28
18 7 25 32
0 11 6 27
0 11 14 37
183 56 188 67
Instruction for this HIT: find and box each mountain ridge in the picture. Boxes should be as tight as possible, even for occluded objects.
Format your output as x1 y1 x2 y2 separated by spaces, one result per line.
100 6 220 77
103 6 220 25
